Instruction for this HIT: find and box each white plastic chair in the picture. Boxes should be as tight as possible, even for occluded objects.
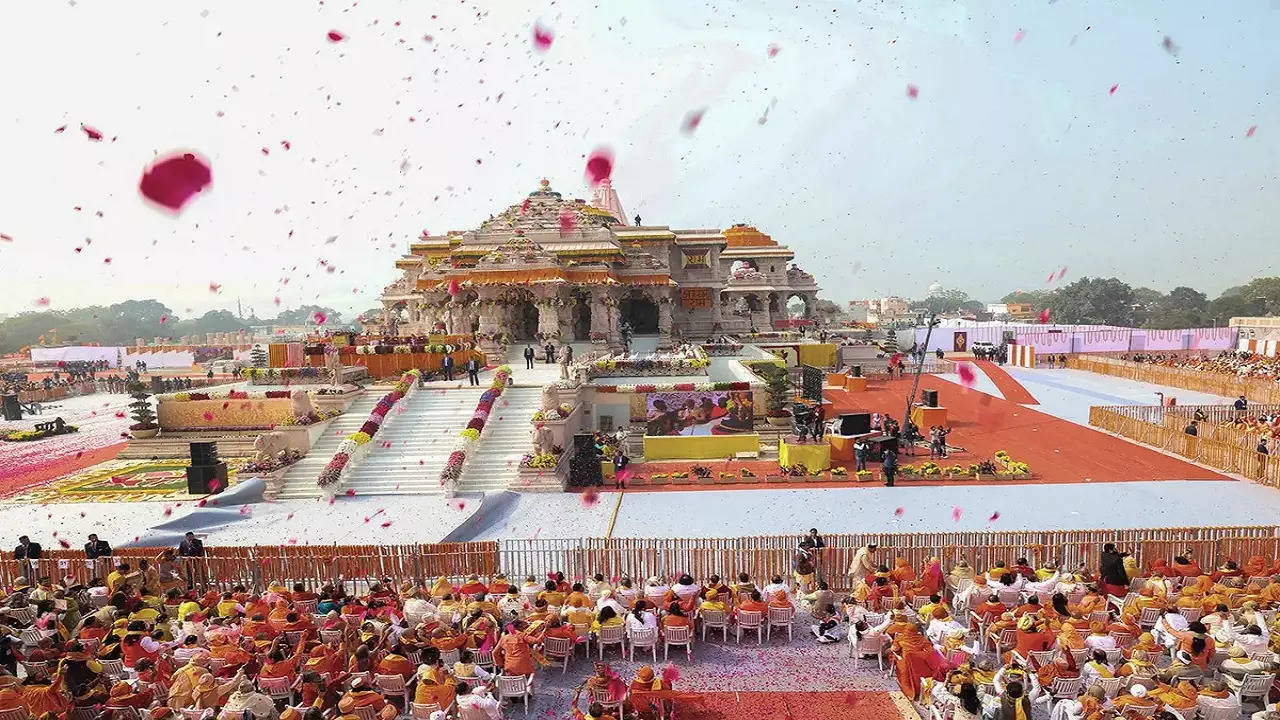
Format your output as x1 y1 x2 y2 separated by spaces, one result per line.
766 606 794 641
7 607 36 625
179 710 213 720
1028 649 1057 669
699 608 729 642
543 635 574 674
0 706 31 720
67 709 99 720
294 599 318 616
597 624 626 659
628 627 658 663
374 673 410 707
410 703 446 720
570 622 591 656
736 610 763 645
439 648 460 667
1136 606 1162 630
1238 672 1275 707
590 686 625 720
1196 697 1242 720
1124 703 1158 718
104 708 142 720
471 649 494 671
257 675 295 705
319 629 343 646
350 705 377 720
1036 676 1082 711
1179 607 1202 623
495 674 533 713
996 587 1022 608
99 658 125 680
1092 676 1123 699
849 632 889 672
20 661 50 681
664 624 692 661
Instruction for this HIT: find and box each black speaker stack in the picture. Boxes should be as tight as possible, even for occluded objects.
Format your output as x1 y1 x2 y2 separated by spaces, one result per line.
851 365 862 378
569 433 603 487
922 389 939 407
186 441 228 494
836 412 871 436
1 394 20 421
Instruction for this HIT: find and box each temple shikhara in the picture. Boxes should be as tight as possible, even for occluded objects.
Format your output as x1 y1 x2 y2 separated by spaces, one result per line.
378 178 820 351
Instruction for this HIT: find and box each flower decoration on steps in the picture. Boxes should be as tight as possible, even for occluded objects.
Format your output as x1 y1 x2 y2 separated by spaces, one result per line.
316 369 419 496
441 365 512 497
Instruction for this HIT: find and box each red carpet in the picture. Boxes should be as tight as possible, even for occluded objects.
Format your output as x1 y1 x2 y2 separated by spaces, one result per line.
666 691 905 720
0 442 125 498
819 375 1227 484
973 360 1039 404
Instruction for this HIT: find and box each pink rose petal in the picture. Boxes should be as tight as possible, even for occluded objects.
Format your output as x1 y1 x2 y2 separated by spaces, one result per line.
1109 84 1118 95
531 22 554 52
1246 125 1257 138
558 209 577 234
34 297 50 307
209 282 221 293
957 363 976 388
906 84 919 99
1014 28 1025 44
327 30 346 43
580 487 600 508
952 507 963 522
81 124 103 141
767 44 781 58
989 511 1000 522
1039 308 1051 324
894 507 904 516
681 108 706 135
584 147 613 187
139 151 212 213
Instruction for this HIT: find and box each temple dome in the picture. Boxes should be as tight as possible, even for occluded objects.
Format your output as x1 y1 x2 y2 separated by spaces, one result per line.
723 223 777 248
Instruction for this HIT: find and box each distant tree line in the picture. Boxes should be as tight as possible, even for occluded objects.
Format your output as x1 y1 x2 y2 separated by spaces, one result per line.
0 299 354 353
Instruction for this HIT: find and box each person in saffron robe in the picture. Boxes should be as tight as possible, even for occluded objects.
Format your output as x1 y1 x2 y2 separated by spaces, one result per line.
735 591 768 618
1036 651 1079 688
971 594 1006 630
1244 555 1270 578
376 642 416 680
493 620 540 677
337 678 397 720
905 556 944 601
892 626 946 700
890 557 916 584
413 648 457 708
457 575 488 597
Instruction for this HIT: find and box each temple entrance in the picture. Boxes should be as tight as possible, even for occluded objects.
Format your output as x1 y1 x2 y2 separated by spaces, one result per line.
516 301 539 341
572 296 592 341
620 293 659 334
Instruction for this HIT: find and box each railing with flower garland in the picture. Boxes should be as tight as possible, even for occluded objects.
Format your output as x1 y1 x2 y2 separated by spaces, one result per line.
594 381 751 394
241 366 335 385
441 365 511 497
316 369 420 496
158 389 296 402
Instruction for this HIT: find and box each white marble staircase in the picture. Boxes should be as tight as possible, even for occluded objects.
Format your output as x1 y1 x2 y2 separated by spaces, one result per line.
456 386 544 492
274 387 482 498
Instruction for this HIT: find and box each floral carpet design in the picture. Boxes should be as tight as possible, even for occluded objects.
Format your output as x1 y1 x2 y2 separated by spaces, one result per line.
3 457 248 504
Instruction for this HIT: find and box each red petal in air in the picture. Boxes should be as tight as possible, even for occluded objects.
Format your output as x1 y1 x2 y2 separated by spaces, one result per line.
81 124 103 141
584 147 613 187
1039 308 1051 324
327 30 346 42
531 22 554 51
906 84 919 99
558 210 577 234
1109 84 1118 95
1246 125 1257 138
681 109 706 135
139 151 212 213
767 44 781 58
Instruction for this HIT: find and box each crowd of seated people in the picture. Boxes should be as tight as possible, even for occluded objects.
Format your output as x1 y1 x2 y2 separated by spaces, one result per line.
845 546 1280 720
1123 350 1280 383
0 559 855 720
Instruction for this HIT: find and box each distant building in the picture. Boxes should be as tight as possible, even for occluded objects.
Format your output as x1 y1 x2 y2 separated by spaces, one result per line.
851 296 911 324
844 303 869 323
1230 316 1280 343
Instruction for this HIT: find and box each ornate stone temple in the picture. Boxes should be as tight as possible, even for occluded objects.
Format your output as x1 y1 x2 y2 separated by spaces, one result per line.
378 179 820 352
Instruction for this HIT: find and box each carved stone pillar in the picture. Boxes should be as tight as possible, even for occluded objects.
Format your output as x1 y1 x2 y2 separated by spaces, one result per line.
657 292 674 340
476 288 504 353
536 291 562 341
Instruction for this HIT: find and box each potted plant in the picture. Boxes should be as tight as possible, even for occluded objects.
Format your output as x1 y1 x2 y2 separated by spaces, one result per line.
758 363 792 426
127 376 160 438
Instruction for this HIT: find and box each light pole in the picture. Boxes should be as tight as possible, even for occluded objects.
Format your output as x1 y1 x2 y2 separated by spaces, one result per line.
902 314 941 446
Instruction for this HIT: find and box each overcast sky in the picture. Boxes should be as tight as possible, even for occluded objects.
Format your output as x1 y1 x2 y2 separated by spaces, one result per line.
0 0 1275 321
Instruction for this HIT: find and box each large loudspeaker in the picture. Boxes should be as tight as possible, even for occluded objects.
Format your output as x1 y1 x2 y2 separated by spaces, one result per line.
851 365 862 378
190 442 220 466
1 394 20 421
922 389 939 407
186 463 228 494
836 412 871 436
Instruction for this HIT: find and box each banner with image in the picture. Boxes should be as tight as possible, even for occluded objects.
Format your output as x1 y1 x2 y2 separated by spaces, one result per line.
645 390 755 436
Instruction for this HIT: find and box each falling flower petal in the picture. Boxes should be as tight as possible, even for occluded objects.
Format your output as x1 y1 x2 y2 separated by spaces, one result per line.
1014 28 1025 43
159 315 167 324
906 84 919 99
34 297 50 307
952 507 963 522
327 30 346 42
139 151 212 213
531 22 554 51
1039 308 1051 324
81 124 103 141
59 538 71 549
239 505 250 515
767 43 781 58
447 278 461 296
558 209 577 234
53 125 66 134
958 363 976 388
1109 84 1118 95
989 511 1001 521
345 489 356 497
313 311 327 325
581 487 600 508
894 507 904 516
681 108 706 135
380 521 392 528
209 282 221 293
584 147 613 187
1246 125 1257 138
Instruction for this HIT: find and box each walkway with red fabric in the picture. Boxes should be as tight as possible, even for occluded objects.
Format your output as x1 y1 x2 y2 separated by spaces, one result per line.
973 359 1039 404
665 691 909 720
819 374 1227 484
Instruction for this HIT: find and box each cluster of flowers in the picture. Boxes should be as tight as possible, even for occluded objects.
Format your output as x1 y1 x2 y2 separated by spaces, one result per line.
241 448 303 474
530 403 573 422
590 353 711 377
595 381 750 394
441 365 511 490
240 366 327 380
3 425 79 442
354 343 458 355
317 369 420 493
161 389 293 402
518 451 560 469
276 408 343 427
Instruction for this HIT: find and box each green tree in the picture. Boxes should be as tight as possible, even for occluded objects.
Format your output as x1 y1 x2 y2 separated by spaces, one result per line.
272 305 342 325
920 288 970 315
1045 277 1136 326
1000 290 1050 307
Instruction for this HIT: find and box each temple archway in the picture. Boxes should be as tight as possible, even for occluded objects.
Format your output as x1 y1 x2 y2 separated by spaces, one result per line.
743 294 763 312
571 290 592 341
620 292 659 334
517 302 539 340
786 293 811 318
